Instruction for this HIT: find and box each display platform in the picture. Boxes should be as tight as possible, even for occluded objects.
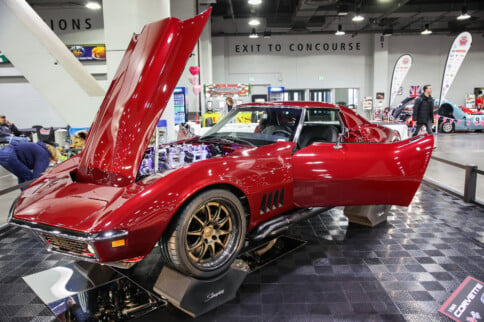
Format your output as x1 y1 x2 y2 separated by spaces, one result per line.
0 185 483 321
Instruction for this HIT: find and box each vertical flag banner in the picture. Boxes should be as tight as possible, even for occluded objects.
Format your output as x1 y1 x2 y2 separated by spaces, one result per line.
390 54 413 107
440 32 472 105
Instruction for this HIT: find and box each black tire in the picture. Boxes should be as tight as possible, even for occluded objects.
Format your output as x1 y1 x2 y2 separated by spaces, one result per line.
439 120 455 133
159 189 246 279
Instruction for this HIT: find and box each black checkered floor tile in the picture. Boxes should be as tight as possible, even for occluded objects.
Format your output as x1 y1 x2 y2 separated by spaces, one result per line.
0 184 483 321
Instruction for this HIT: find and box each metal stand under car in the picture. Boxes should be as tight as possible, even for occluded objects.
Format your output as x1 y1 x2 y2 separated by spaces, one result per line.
153 235 306 317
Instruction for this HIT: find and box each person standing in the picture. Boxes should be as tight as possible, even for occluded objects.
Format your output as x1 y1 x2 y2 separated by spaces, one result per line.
412 85 435 136
476 91 483 111
225 97 234 113
0 141 59 187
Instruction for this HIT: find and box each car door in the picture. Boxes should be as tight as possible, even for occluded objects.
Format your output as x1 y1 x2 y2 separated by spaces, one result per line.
292 134 434 208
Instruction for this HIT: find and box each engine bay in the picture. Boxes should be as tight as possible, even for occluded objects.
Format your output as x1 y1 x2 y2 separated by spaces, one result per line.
137 142 238 179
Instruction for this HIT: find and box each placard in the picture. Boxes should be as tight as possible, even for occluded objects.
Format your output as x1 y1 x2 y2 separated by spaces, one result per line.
439 276 484 322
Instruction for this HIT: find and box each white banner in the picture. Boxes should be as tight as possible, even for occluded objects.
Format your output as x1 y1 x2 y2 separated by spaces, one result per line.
440 32 472 104
389 54 412 106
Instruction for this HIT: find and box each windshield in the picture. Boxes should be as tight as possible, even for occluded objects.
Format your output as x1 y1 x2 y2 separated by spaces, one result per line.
200 106 303 147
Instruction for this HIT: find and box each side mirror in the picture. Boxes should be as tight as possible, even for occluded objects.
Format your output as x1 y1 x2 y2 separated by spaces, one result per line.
334 133 344 150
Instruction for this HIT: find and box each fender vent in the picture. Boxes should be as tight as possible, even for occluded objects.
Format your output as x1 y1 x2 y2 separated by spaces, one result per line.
260 188 285 215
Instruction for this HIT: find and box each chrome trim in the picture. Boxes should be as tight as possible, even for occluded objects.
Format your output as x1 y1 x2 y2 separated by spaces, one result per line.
9 218 127 243
7 197 18 223
292 107 306 143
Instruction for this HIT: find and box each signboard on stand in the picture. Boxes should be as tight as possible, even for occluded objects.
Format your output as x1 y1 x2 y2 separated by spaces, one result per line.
440 32 473 104
389 54 412 107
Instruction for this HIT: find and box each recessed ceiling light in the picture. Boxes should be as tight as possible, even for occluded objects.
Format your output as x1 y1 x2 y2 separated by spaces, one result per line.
335 24 345 36
249 28 259 38
248 0 262 5
457 6 471 20
248 18 261 26
421 24 432 35
85 1 101 10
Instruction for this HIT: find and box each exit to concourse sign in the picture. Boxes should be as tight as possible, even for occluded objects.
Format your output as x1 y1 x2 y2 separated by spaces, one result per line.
439 276 484 322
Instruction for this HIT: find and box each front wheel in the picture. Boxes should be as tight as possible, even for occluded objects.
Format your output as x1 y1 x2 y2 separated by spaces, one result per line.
160 189 246 279
439 120 455 133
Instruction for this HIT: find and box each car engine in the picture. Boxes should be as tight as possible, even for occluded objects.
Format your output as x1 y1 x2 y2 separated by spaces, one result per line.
137 143 230 179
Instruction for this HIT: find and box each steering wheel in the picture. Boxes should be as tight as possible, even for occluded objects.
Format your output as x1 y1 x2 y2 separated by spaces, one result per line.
272 129 292 137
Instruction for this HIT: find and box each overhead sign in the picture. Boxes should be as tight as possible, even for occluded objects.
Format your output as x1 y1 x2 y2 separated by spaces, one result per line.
230 34 368 56
439 276 484 322
389 54 412 106
440 32 472 105
68 44 106 61
205 84 250 97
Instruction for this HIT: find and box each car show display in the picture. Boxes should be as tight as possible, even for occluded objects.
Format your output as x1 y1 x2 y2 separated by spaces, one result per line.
2 1 484 321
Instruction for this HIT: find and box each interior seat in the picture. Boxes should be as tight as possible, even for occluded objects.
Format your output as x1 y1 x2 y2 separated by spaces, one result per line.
298 125 339 149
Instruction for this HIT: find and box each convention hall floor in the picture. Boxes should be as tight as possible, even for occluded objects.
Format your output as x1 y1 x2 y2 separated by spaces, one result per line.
0 132 483 321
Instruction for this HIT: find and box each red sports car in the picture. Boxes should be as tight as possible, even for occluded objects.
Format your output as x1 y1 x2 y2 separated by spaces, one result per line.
8 10 434 279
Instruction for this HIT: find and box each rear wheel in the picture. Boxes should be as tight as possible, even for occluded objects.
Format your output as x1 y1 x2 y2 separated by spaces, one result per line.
160 189 246 279
439 120 455 133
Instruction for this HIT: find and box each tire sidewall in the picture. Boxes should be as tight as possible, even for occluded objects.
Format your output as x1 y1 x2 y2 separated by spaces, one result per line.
440 121 454 133
174 189 246 279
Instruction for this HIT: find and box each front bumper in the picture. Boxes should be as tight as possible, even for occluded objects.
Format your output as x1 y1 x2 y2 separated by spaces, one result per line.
9 217 128 263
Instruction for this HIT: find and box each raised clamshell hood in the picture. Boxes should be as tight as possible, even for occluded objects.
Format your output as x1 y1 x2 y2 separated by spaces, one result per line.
77 9 211 186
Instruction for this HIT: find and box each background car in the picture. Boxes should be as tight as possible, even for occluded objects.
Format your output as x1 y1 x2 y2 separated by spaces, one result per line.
438 99 484 133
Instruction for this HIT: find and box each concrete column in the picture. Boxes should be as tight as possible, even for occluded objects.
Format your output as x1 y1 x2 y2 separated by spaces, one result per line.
103 0 177 140
372 34 389 110
170 0 198 117
198 3 213 115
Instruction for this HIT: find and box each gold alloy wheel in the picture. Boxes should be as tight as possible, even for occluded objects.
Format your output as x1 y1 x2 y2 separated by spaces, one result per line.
185 201 234 269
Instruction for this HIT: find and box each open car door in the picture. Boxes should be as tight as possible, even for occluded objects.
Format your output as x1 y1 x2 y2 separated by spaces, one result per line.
292 135 434 208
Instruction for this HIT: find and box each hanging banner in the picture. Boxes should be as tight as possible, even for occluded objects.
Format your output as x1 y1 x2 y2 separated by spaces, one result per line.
440 32 472 105
389 54 413 107
68 44 106 61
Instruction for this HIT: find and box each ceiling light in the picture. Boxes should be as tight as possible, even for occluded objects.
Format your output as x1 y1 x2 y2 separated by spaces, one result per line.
383 28 393 36
248 0 262 5
335 24 345 36
457 6 471 20
249 28 259 38
85 1 101 10
421 24 432 35
352 11 364 22
248 18 261 26
337 9 348 16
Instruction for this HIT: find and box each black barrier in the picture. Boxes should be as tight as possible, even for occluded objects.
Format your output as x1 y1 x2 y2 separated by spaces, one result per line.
0 180 33 196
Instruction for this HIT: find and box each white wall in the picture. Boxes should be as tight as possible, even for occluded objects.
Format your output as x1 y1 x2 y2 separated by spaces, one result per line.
0 6 106 128
213 32 484 111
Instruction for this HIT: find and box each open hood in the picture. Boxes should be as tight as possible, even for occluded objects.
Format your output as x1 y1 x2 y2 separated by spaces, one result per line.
77 9 211 186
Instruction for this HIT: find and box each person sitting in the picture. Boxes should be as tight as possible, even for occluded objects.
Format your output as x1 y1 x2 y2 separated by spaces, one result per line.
0 115 29 144
0 141 59 188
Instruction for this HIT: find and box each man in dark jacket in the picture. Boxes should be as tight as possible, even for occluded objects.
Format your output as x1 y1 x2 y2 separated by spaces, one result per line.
0 141 58 186
412 85 435 136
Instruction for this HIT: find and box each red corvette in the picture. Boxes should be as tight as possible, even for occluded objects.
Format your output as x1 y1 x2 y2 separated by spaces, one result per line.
9 10 434 279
